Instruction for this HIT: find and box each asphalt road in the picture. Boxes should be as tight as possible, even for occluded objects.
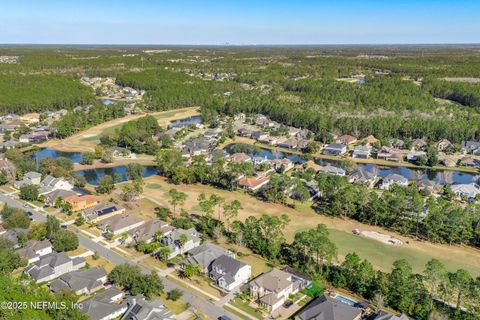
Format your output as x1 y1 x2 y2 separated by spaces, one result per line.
0 194 240 320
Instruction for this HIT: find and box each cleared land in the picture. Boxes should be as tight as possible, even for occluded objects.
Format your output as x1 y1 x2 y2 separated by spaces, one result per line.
42 107 200 152
142 175 480 276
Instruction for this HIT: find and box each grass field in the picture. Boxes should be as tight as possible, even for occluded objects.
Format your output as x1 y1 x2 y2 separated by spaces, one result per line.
142 175 480 276
228 298 263 319
301 283 326 298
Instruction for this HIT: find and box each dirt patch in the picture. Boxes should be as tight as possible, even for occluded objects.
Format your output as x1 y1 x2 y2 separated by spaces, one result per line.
361 230 403 245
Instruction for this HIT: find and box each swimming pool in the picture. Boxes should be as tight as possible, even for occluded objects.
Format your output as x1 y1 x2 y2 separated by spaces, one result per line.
335 295 356 306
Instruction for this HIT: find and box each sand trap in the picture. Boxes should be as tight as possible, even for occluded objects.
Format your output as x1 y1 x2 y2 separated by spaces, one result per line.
82 134 96 138
361 231 403 245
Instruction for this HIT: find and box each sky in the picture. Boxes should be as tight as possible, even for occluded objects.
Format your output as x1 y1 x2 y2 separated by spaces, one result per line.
0 0 479 45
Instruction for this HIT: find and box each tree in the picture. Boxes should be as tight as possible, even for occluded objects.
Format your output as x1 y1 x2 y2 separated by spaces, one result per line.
423 259 447 312
81 152 96 165
126 163 144 180
154 207 170 220
50 229 79 252
388 259 415 313
157 247 171 262
182 263 200 278
109 264 164 299
0 169 8 185
450 269 472 310
178 234 188 247
222 200 242 232
121 179 143 201
96 175 115 194
0 238 22 274
3 210 30 229
426 147 439 166
19 184 39 201
101 149 114 163
168 188 187 217
46 215 61 239
74 213 85 226
167 289 183 301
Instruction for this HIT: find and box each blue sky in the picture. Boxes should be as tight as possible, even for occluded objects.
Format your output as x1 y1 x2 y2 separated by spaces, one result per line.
1 0 478 44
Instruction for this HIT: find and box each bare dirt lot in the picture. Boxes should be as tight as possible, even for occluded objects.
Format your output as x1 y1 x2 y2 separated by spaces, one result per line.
142 175 480 275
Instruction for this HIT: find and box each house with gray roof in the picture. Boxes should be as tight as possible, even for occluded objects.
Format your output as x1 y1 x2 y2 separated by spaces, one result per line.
380 174 409 190
371 311 410 320
126 219 173 244
348 167 377 186
451 183 480 201
43 189 77 206
97 213 145 236
461 140 480 155
80 287 128 320
49 267 107 295
249 268 302 312
0 228 28 248
18 239 52 264
39 175 74 194
182 138 211 158
180 243 234 273
162 228 201 259
295 295 362 320
209 254 251 291
121 295 175 320
352 145 371 159
24 252 85 283
323 143 347 156
15 171 42 188
318 164 346 176
84 202 126 222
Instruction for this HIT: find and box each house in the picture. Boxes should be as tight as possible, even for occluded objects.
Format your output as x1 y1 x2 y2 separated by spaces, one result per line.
348 168 377 186
450 183 480 201
461 141 480 155
0 228 28 248
295 295 362 320
296 139 311 150
249 268 310 312
49 267 107 295
63 194 99 212
416 180 443 195
24 252 86 283
323 144 347 156
371 311 410 320
0 140 20 149
126 219 173 244
365 135 379 145
352 145 371 159
303 160 322 173
209 255 251 291
318 165 346 176
281 266 312 289
161 128 181 140
288 127 301 137
277 138 298 149
162 228 201 259
19 131 49 144
18 239 53 264
121 295 175 320
252 156 269 166
83 202 126 222
377 147 402 162
412 138 427 150
437 139 453 152
238 175 270 191
182 138 211 157
43 189 77 207
438 153 457 167
389 139 405 149
380 174 409 190
107 147 131 158
302 181 321 200
236 127 253 137
230 152 252 164
15 171 42 188
406 151 426 162
459 157 480 168
39 175 74 194
256 115 275 128
234 113 246 122
181 243 235 273
336 135 357 145
251 130 269 140
270 158 294 172
80 287 128 320
97 213 145 235
204 128 222 140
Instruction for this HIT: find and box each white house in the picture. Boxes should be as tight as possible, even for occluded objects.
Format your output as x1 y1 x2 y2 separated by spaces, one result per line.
162 228 201 259
380 174 409 190
39 175 74 194
209 255 251 291
24 252 86 283
451 183 480 201
18 239 52 264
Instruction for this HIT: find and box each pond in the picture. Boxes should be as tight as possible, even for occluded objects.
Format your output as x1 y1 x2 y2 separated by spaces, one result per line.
98 98 119 105
225 144 479 186
34 148 83 163
170 115 203 128
75 165 158 185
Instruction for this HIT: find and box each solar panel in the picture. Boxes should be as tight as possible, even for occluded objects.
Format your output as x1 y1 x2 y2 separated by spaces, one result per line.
97 206 116 216
131 304 142 315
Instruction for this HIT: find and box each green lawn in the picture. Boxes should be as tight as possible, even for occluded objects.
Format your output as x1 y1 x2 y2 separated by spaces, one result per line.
146 183 163 189
228 298 263 319
328 229 480 276
301 282 325 298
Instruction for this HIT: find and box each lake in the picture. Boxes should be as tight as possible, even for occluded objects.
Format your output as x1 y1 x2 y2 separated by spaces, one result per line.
98 98 119 105
34 148 83 163
170 115 203 128
75 165 158 185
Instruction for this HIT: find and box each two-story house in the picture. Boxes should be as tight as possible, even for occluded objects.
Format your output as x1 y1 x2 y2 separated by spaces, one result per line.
209 255 251 291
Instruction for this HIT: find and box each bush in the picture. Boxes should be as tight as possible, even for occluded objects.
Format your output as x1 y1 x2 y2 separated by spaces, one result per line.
167 289 183 301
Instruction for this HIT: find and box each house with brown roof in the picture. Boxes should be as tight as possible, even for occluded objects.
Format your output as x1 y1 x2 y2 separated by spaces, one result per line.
230 152 252 164
83 202 126 222
365 135 379 145
336 135 357 145
126 219 173 244
238 175 270 191
63 195 99 212
437 139 453 152
97 213 145 236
